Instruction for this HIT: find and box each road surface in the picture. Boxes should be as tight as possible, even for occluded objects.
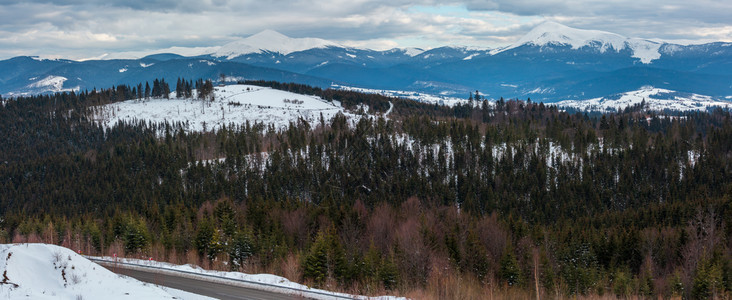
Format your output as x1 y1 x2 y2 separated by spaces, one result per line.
98 262 313 300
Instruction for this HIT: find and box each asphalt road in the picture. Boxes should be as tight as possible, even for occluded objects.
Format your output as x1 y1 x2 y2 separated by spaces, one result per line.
98 262 312 300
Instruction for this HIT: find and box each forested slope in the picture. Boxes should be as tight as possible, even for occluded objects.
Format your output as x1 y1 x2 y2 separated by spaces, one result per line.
1 82 730 299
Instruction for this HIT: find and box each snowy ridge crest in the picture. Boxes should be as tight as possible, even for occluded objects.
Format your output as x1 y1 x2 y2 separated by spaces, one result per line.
492 21 662 63
213 29 340 59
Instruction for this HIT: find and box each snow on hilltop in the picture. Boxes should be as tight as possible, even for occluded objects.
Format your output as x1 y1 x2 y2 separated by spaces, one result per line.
27 76 79 94
97 84 362 132
213 30 340 59
0 243 202 300
555 87 732 112
492 21 662 63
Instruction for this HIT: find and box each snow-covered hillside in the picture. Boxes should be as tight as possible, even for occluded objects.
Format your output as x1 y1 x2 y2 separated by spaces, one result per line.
491 21 662 63
7 76 80 96
97 84 362 131
0 244 206 300
213 30 340 59
555 87 732 112
333 84 479 107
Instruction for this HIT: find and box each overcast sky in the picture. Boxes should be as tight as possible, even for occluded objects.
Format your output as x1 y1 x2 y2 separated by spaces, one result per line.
1 0 731 60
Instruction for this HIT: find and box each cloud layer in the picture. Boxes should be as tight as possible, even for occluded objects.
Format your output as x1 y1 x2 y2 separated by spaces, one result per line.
1 0 730 60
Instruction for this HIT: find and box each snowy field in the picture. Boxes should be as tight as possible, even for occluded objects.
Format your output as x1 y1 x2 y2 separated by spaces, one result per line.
0 243 208 300
556 87 732 112
97 84 362 132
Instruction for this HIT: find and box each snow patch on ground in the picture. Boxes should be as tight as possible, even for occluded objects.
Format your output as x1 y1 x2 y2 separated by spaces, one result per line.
403 47 425 57
97 84 361 132
333 84 480 107
28 76 67 91
0 244 194 300
463 53 479 60
555 87 732 112
20 76 79 95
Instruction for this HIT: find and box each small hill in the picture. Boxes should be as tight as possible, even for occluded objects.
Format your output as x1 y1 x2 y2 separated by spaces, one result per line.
0 243 188 300
97 84 364 132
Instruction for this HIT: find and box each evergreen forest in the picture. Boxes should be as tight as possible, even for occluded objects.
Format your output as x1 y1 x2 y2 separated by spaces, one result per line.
0 80 730 299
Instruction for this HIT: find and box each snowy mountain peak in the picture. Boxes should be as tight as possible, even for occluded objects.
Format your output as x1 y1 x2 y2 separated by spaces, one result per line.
249 29 290 41
492 21 662 63
517 21 628 50
213 29 340 59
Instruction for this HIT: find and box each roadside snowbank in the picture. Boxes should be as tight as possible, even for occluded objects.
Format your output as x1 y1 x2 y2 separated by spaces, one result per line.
0 243 206 300
93 256 405 300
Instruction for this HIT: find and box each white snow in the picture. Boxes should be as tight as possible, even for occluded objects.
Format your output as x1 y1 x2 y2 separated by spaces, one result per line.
403 47 425 57
527 87 554 94
0 243 200 300
91 256 405 300
139 62 154 68
492 21 663 64
556 86 732 112
97 84 360 132
28 76 67 90
333 84 480 107
25 76 78 94
462 53 479 60
213 30 340 59
118 68 127 73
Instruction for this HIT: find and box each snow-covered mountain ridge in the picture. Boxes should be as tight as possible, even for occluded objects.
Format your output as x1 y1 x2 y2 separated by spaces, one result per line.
2 22 731 111
491 21 662 63
213 29 340 59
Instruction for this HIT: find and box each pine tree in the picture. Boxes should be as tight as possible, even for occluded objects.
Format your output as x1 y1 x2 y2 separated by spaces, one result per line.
176 78 183 99
144 82 150 99
229 229 254 270
303 232 329 286
194 218 215 258
499 246 521 286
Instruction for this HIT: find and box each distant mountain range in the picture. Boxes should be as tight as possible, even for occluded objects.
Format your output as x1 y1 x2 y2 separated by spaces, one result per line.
2 21 731 111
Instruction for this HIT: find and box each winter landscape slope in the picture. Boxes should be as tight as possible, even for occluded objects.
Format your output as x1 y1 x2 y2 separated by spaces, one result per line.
96 84 367 131
0 243 208 300
2 22 731 110
555 87 732 112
